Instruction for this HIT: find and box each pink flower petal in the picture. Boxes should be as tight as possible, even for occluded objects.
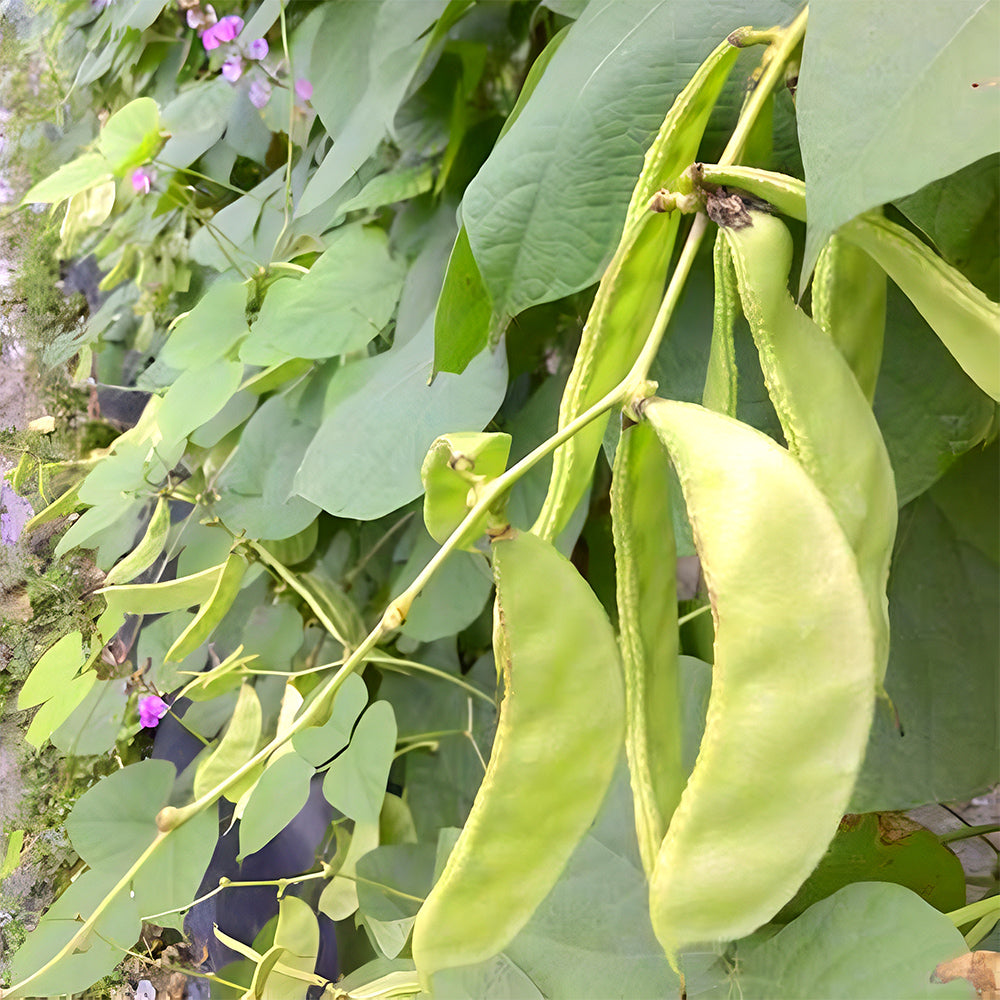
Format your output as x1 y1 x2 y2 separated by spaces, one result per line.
294 77 313 102
222 55 243 82
131 168 152 194
138 695 169 728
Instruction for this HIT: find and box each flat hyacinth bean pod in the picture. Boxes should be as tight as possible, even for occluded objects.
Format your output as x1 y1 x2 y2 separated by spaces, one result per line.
643 398 876 965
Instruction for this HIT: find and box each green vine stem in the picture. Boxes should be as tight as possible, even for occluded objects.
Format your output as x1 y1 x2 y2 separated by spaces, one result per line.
947 893 1000 929
2 13 810 995
938 823 1000 845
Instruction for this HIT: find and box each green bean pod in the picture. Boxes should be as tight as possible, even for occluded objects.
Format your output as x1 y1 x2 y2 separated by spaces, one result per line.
532 34 746 542
643 398 876 963
411 529 625 986
702 232 740 417
102 494 171 587
840 212 1000 401
722 210 896 687
165 549 248 662
812 231 887 402
23 481 84 534
610 420 682 878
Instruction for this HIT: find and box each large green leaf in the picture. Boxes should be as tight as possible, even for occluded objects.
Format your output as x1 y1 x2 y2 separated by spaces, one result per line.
66 759 175 870
293 322 507 519
7 866 141 998
732 883 971 999
240 225 405 363
851 444 999 811
356 843 438 921
158 78 238 169
774 813 966 922
213 394 321 540
426 762 689 998
502 761 680 998
461 1 799 325
162 279 249 370
132 809 217 932
296 0 449 216
432 225 493 376
797 0 1000 289
396 529 493 643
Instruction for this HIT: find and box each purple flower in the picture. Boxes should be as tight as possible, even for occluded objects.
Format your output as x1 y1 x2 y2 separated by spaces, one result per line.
138 695 169 728
131 167 153 194
248 79 271 109
294 77 313 102
246 37 268 60
202 13 243 50
222 55 243 82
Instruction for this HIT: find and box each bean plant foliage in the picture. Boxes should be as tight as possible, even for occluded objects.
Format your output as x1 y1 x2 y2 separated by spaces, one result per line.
3 0 998 997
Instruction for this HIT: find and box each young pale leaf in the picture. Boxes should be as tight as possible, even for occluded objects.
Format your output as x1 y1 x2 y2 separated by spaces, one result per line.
238 753 315 859
421 431 511 546
21 153 113 206
24 673 97 750
293 672 370 766
18 632 86 710
322 701 397 825
268 894 321 998
98 97 161 175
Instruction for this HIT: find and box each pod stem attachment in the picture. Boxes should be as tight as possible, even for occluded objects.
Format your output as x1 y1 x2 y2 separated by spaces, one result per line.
719 6 809 167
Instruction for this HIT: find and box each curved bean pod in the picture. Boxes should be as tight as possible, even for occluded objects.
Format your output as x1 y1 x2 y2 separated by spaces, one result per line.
102 494 171 587
722 210 896 687
812 230 887 402
643 398 876 963
840 212 1000 401
165 549 248 662
532 35 745 542
411 529 625 986
611 420 683 878
702 231 740 417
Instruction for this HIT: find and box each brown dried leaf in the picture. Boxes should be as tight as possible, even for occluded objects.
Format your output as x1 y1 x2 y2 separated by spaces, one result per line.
933 951 1000 999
